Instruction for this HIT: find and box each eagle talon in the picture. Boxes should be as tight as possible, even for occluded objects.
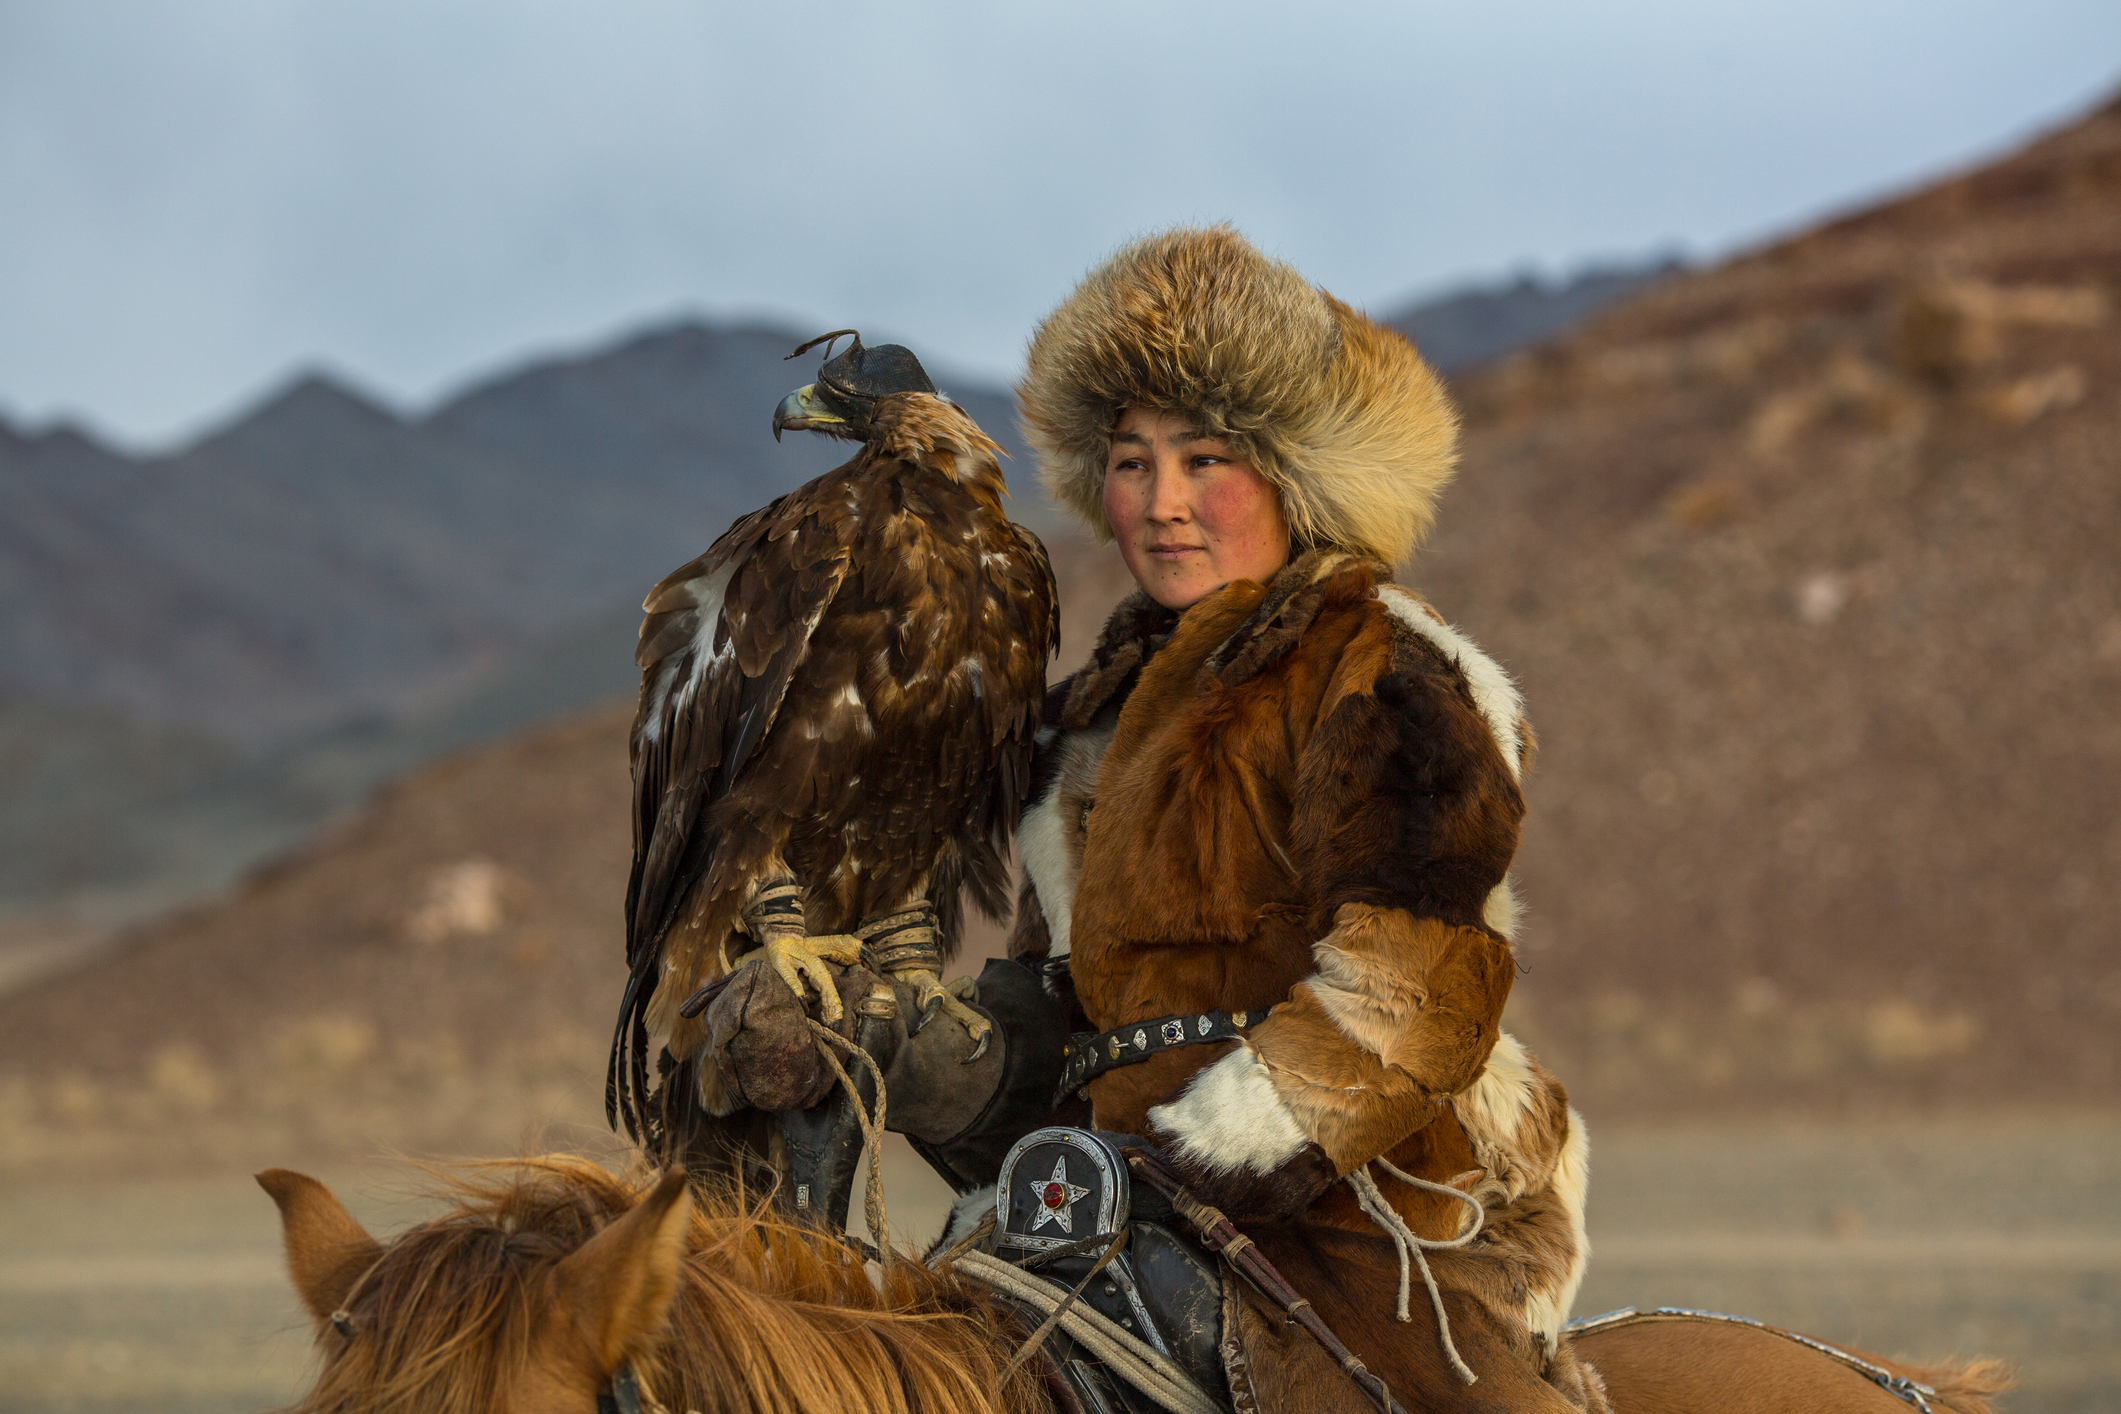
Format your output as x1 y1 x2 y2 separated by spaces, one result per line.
730 933 863 1026
909 988 944 1038
895 968 994 1060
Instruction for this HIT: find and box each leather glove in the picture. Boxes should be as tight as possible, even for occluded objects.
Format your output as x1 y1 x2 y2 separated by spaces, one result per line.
702 959 864 1112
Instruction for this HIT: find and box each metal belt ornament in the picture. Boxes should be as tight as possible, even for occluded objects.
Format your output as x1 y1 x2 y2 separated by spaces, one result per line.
998 1128 1130 1251
1056 1007 1271 1104
994 1127 1173 1355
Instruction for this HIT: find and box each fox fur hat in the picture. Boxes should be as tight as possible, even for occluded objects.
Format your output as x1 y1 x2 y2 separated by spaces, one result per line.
1019 225 1458 567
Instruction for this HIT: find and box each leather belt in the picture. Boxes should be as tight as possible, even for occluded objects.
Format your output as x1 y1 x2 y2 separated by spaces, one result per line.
1056 1006 1272 1105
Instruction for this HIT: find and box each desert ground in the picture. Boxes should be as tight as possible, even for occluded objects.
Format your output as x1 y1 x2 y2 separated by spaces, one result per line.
1 1111 2113 1414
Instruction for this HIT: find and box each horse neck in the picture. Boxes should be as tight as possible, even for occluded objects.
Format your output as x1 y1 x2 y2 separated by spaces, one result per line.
638 1219 1054 1414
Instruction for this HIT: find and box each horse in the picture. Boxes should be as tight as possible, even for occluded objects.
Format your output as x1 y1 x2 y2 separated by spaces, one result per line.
259 1154 2013 1414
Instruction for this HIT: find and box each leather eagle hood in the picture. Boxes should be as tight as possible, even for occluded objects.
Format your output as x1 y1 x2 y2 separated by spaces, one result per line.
1019 224 1460 568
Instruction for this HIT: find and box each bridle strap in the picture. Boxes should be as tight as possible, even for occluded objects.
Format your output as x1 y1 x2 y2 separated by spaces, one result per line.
596 1363 646 1414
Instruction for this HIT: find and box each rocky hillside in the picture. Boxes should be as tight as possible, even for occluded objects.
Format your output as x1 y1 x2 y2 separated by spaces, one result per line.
0 704 637 1176
1415 90 2121 1109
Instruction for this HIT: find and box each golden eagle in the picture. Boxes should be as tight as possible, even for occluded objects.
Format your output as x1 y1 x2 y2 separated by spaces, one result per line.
609 332 1058 1155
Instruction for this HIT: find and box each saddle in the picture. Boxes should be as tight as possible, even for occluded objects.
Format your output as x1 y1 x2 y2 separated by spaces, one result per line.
985 1127 1231 1414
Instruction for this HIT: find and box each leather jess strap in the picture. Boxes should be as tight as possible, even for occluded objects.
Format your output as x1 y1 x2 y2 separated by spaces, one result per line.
1055 1006 1271 1106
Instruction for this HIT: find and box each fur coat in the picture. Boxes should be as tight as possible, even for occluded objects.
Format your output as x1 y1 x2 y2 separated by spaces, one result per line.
1005 553 1600 1409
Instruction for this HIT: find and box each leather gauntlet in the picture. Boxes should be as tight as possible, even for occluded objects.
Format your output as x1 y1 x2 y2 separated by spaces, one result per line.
738 878 807 946
855 902 944 977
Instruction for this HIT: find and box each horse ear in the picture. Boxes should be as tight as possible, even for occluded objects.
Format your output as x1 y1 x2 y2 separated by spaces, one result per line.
552 1169 693 1373
257 1168 383 1321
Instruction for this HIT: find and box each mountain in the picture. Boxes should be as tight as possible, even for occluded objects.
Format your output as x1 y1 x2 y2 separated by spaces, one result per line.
1 326 903 746
1412 89 2121 1108
0 271 1653 924
0 91 2115 1173
1384 260 1678 372
0 280 1655 750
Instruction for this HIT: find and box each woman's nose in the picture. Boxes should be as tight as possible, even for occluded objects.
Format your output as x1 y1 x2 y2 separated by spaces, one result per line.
1145 463 1189 523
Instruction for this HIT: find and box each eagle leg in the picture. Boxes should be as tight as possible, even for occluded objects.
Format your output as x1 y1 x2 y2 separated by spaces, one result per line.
730 878 863 1026
728 932 864 1026
857 901 992 1061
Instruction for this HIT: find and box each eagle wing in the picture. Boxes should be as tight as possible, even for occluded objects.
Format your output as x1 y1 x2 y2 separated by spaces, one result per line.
609 492 856 1136
934 517 1061 935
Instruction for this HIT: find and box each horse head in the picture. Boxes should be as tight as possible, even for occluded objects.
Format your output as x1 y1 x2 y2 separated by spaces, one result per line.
258 1162 692 1414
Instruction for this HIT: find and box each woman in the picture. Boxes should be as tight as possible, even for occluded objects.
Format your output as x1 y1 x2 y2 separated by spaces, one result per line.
999 225 1603 1412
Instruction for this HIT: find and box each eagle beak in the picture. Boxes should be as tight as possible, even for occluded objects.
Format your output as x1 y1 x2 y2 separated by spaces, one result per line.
772 384 850 442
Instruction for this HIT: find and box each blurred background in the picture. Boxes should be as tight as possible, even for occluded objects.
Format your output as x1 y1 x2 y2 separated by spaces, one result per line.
1 3 2117 1410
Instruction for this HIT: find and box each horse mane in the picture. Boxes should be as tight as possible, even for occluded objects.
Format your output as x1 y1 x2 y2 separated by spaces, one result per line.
288 1154 1049 1414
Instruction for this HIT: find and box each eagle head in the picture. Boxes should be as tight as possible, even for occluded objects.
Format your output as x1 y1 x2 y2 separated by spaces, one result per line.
773 330 938 443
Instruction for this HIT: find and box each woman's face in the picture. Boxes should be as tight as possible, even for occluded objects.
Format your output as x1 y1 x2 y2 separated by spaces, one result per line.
1102 408 1291 611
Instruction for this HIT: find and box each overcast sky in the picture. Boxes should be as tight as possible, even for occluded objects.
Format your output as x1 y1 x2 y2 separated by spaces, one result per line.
3 2 2116 449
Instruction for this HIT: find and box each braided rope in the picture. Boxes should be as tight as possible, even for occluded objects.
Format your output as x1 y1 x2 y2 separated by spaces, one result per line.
803 1018 890 1262
951 1249 1224 1414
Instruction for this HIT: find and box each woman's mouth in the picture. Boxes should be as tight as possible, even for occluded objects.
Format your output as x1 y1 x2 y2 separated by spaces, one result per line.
1147 542 1204 562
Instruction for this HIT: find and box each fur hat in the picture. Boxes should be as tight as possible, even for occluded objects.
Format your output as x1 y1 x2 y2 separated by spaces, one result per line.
1019 225 1458 566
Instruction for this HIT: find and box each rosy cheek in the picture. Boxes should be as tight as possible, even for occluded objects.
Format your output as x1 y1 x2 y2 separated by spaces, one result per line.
1103 477 1138 533
1196 476 1270 547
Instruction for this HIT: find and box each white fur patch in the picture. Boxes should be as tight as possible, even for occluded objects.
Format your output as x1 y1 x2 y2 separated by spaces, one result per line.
935 1183 997 1255
1481 874 1521 939
1147 1044 1308 1176
1523 1106 1592 1352
1015 791 1074 956
1451 1029 1536 1158
1015 722 1115 957
1377 587 1525 780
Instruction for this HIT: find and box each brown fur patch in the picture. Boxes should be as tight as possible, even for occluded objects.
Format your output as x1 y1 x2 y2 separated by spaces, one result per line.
1302 906 1516 1092
1060 594 1178 731
1070 561 1526 1150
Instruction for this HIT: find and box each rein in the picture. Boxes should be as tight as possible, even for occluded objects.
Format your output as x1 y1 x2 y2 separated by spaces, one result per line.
1567 1307 1943 1412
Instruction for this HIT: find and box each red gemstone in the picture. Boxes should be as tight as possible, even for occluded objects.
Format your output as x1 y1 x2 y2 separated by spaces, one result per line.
1043 1182 1068 1208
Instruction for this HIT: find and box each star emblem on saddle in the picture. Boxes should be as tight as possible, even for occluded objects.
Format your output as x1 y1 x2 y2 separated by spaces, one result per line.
1025 1155 1092 1234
